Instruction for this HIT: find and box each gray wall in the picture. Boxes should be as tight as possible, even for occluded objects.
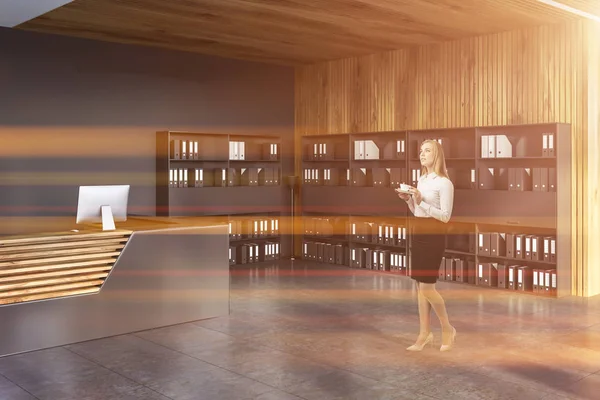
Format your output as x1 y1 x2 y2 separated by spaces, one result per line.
0 27 295 218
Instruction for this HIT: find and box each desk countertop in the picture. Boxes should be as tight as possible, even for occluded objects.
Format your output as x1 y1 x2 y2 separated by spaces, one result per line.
0 216 228 244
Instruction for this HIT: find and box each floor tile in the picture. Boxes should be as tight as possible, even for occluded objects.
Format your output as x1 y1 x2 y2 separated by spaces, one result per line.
0 375 37 400
0 347 155 400
134 322 239 352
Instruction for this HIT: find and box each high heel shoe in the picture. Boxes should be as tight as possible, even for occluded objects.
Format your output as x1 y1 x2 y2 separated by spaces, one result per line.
440 326 456 352
406 332 434 351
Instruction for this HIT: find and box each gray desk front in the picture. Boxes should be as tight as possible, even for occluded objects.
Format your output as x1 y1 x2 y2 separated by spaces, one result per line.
0 221 229 357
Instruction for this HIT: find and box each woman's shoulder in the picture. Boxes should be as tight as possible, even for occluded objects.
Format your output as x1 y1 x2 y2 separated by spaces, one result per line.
438 175 454 189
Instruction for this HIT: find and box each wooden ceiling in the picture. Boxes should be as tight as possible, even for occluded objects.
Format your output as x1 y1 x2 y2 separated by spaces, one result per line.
15 0 593 65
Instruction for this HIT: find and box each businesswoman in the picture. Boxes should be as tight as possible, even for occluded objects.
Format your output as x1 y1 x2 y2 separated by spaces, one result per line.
396 139 456 352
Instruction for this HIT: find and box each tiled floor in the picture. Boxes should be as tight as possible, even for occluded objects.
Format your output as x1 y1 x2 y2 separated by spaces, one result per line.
1 260 600 399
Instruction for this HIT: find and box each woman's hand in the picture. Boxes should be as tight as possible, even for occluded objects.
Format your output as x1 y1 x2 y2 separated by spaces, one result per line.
397 192 411 201
395 186 412 202
410 188 422 204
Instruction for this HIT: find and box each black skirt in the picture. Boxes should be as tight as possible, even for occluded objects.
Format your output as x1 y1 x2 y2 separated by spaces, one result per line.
410 217 447 284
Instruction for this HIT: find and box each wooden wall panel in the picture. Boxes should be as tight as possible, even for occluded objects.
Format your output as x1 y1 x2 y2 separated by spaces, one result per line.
295 20 598 297
584 21 600 298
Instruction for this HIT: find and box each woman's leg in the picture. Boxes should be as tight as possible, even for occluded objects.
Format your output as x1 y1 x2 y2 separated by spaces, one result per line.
418 282 454 345
414 282 432 344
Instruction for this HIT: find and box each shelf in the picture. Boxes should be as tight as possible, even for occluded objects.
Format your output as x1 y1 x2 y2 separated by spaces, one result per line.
349 241 406 251
478 156 555 161
444 249 475 256
230 236 280 244
409 157 475 162
303 235 348 243
302 159 349 163
170 159 228 162
447 157 477 162
477 157 556 168
230 159 280 163
477 254 556 266
351 158 406 162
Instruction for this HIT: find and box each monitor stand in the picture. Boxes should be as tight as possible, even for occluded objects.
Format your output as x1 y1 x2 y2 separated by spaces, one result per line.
101 205 116 231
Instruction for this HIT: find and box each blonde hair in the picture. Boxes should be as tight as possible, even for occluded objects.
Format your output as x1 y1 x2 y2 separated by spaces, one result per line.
420 139 449 179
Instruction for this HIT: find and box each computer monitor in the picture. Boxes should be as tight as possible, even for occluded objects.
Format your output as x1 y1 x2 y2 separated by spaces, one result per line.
76 185 130 231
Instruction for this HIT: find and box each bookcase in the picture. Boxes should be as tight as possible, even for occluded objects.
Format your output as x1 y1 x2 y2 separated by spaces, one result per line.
300 123 572 297
156 131 284 265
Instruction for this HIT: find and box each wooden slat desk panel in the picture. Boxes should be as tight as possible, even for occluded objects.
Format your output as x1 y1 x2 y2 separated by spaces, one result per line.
0 216 228 306
0 230 131 305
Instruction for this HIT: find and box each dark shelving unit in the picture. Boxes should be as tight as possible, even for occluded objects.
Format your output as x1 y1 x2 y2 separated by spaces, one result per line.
156 131 285 265
300 123 572 297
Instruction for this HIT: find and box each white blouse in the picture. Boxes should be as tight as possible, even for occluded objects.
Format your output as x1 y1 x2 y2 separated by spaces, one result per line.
406 172 454 223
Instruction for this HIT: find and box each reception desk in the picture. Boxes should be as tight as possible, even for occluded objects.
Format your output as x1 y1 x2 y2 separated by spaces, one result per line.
0 217 230 357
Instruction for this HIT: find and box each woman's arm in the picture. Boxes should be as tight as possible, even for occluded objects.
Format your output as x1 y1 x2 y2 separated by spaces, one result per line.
406 195 416 215
417 179 454 223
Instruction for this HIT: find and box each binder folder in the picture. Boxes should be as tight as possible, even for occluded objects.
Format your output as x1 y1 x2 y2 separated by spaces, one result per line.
506 233 514 258
478 263 498 286
334 244 345 265
543 236 552 262
508 265 519 290
229 246 237 265
510 168 532 191
170 139 181 159
454 259 466 283
354 140 365 159
324 243 334 263
497 264 508 288
514 234 524 258
543 270 557 295
478 168 496 190
524 235 533 260
517 266 533 291
214 168 227 187
227 168 240 186
533 268 543 293
495 135 513 158
396 139 406 159
445 258 455 281
481 135 489 158
365 249 374 269
372 168 390 187
241 168 258 186
533 168 548 192
531 236 540 260
549 167 556 192
490 233 506 257
478 232 491 256
351 168 368 187
467 261 476 284
364 140 380 159
439 257 446 280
